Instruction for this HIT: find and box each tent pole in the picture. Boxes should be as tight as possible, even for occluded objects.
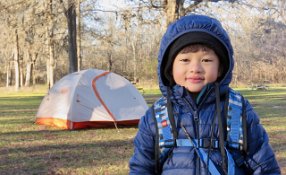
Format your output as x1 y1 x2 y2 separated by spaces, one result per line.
114 122 119 132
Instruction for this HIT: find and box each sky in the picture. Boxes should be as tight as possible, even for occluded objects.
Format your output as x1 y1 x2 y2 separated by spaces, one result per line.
96 0 130 10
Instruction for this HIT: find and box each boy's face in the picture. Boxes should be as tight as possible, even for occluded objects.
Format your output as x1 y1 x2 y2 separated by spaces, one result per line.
172 45 220 93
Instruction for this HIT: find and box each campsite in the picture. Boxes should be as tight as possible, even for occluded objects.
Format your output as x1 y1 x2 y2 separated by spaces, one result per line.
1 0 286 174
0 86 286 174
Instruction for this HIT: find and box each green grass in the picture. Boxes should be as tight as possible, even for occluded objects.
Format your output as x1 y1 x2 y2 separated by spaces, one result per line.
0 86 285 174
236 87 286 173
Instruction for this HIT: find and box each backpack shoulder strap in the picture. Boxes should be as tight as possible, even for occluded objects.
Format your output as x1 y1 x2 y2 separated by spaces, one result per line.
152 96 177 174
153 97 176 149
226 89 247 152
152 97 176 174
226 89 254 174
151 102 161 174
220 89 249 174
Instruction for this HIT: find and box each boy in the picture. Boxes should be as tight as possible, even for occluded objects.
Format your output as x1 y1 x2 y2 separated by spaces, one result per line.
129 14 281 174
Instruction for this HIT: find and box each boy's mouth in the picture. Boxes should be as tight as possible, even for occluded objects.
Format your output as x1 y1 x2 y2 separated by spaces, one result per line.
186 77 204 83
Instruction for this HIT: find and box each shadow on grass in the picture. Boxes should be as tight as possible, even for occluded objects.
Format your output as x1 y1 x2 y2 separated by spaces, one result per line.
0 129 64 136
0 118 35 125
0 96 43 106
0 135 134 175
0 111 37 118
0 96 42 118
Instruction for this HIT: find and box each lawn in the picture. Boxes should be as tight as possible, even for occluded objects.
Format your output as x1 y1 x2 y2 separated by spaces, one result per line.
0 86 285 174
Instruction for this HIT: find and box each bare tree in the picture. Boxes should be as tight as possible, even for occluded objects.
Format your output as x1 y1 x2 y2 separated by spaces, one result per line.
13 29 20 90
0 0 285 88
146 0 237 28
60 0 78 73
77 0 82 71
0 1 26 90
46 0 56 87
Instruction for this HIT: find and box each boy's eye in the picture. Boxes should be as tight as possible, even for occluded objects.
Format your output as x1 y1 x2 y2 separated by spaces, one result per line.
202 58 213 62
179 58 190 62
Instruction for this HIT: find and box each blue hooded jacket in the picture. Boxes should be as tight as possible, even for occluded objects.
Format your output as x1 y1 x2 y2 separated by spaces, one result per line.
129 14 280 175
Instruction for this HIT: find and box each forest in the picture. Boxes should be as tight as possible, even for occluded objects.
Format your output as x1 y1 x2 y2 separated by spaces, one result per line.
0 0 285 90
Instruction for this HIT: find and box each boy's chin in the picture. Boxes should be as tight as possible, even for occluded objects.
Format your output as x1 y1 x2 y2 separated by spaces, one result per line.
185 86 203 93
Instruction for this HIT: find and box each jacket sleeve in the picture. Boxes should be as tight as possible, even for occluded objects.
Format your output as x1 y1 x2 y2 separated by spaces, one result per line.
244 99 281 174
129 107 157 175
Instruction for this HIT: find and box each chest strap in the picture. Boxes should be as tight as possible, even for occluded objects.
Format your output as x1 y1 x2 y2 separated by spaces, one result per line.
176 138 219 149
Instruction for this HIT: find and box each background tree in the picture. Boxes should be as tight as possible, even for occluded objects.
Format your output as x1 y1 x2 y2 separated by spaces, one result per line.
0 0 285 89
60 0 78 73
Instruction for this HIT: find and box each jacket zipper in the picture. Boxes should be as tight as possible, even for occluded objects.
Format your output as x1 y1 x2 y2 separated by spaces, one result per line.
182 98 201 175
183 87 213 138
183 98 199 139
183 88 214 175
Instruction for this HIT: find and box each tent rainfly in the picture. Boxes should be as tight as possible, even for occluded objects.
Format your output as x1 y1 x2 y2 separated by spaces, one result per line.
35 69 148 129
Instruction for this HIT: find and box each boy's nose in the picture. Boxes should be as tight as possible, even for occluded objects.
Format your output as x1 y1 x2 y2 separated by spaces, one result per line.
189 61 203 73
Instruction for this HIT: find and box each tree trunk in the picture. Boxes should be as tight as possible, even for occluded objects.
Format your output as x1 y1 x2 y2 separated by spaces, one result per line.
131 41 137 83
6 61 12 87
14 29 20 91
32 62 36 85
25 51 38 87
66 0 78 73
77 0 82 71
165 0 177 28
108 52 112 71
46 0 55 88
25 62 32 87
164 0 202 28
46 54 50 87
20 60 24 87
32 53 37 86
25 51 33 87
49 39 55 87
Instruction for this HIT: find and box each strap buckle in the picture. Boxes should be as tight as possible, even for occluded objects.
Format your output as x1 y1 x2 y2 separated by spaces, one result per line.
199 138 219 149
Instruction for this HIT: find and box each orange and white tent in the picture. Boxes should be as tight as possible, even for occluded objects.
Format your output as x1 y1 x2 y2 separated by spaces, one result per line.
35 69 148 129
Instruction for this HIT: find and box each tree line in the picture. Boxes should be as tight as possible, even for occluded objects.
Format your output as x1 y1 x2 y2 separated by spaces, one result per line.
0 0 285 90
